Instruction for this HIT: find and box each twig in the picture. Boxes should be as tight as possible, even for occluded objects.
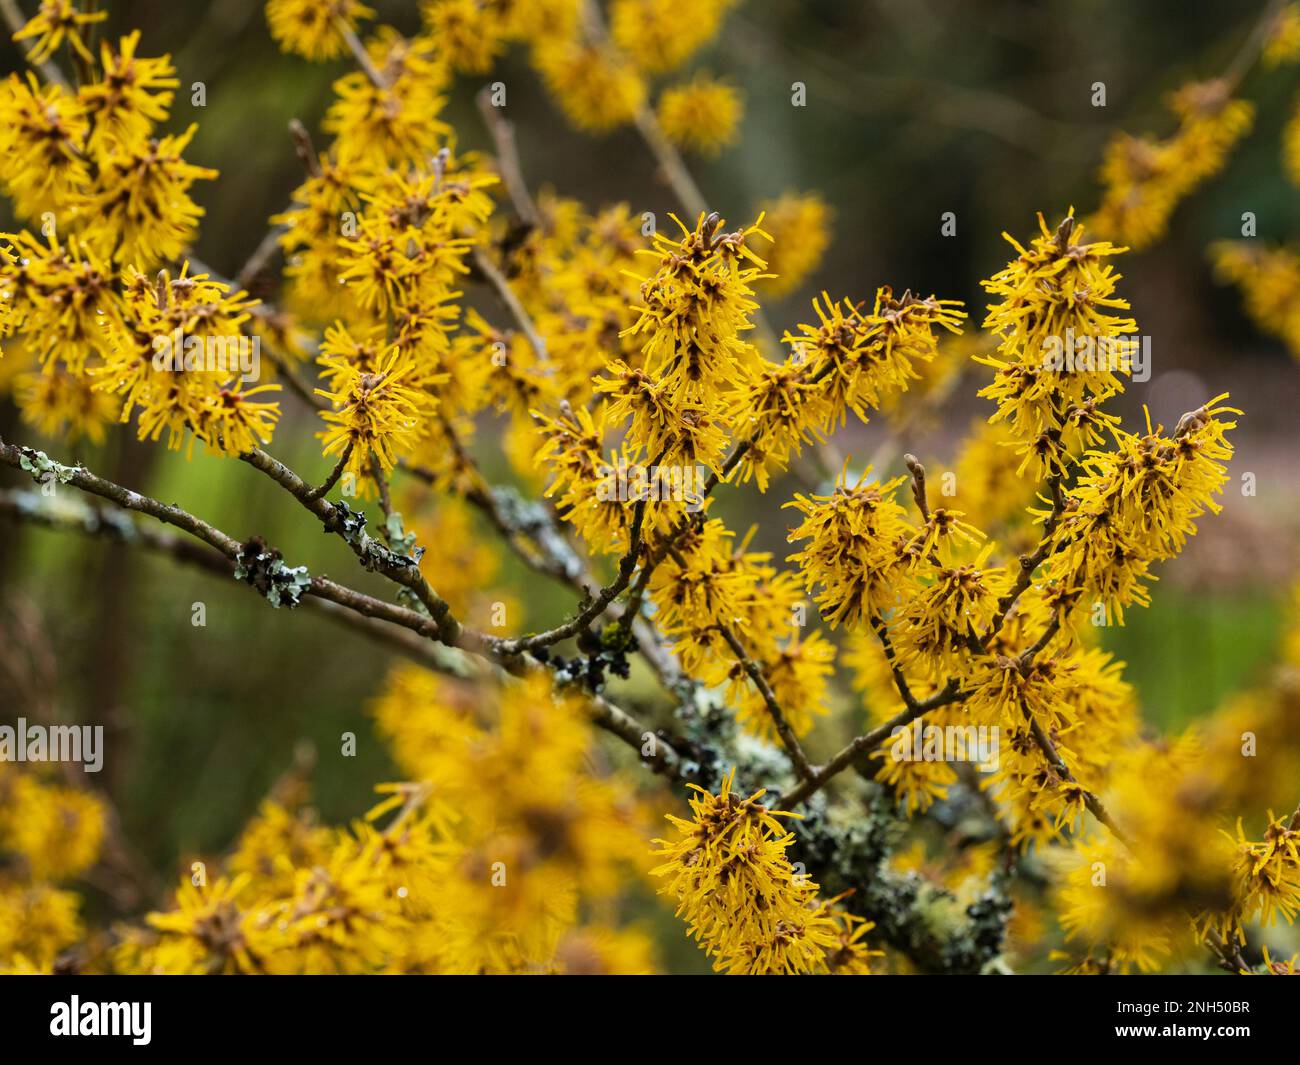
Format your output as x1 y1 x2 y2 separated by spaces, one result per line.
234 224 287 291
718 625 815 780
496 496 649 656
778 679 964 807
471 245 548 360
476 86 539 228
989 473 1065 639
0 437 450 645
288 117 320 177
265 350 325 409
0 486 682 777
0 436 242 558
869 614 921 710
368 452 394 527
304 443 352 502
632 106 708 220
334 14 387 88
239 446 475 648
1024 712 1131 847
1224 0 1289 89
903 453 930 521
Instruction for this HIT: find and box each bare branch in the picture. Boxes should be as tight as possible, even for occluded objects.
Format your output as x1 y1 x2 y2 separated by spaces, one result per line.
476 86 539 228
718 625 815 780
471 246 548 360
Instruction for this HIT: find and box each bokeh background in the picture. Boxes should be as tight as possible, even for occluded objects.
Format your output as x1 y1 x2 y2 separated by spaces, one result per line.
2 0 1298 964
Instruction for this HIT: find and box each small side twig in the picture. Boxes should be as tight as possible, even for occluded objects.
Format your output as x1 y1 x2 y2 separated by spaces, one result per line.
304 443 353 502
718 625 815 780
476 86 539 228
471 246 548 360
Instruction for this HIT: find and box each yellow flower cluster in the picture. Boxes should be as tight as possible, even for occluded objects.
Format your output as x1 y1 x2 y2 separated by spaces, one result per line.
97 267 281 456
1264 3 1300 68
1042 396 1239 624
1092 79 1253 249
656 74 743 155
609 0 738 75
752 192 833 297
0 26 275 450
976 212 1132 479
533 210 966 759
1211 240 1300 362
266 0 375 60
0 766 105 974
112 671 655 975
267 33 497 492
651 771 878 974
783 212 1239 847
1053 735 1300 974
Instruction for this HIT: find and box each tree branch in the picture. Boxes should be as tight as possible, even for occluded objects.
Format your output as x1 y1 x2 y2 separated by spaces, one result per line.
718 624 815 780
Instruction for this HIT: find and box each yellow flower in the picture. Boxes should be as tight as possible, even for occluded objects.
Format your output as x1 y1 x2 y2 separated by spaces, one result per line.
96 265 268 455
532 37 645 132
731 630 835 741
785 290 965 428
0 229 119 373
78 31 178 150
647 518 760 683
1211 241 1300 361
0 772 105 881
12 0 106 64
785 466 915 630
140 875 270 974
1220 814 1300 937
421 0 507 73
323 37 450 169
1092 80 1252 249
316 344 434 489
977 211 1137 478
623 211 767 409
368 671 653 972
16 367 120 444
728 353 833 491
753 193 832 297
651 769 850 974
550 926 659 974
609 0 737 74
1054 837 1182 973
227 800 334 898
656 75 742 156
0 73 90 221
80 124 217 267
0 882 83 969
265 0 375 61
1265 4 1300 67
1043 396 1239 623
891 547 1011 678
191 382 283 457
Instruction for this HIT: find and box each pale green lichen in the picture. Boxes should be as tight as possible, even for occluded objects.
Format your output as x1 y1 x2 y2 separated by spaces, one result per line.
18 448 78 486
234 543 312 608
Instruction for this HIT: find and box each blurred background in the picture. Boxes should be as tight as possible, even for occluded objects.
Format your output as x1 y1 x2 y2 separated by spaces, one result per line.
1 0 1298 957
